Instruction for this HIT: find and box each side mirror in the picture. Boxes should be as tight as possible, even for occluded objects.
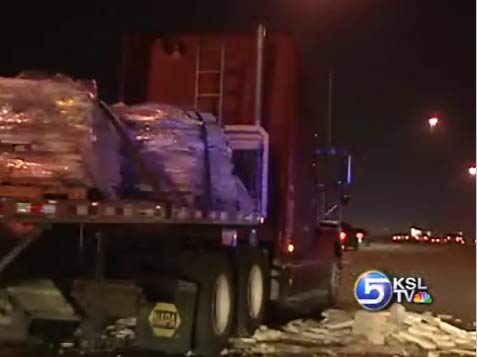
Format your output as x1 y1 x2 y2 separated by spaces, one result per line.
316 148 352 186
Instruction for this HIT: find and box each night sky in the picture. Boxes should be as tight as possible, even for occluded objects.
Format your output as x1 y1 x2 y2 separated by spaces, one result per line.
0 1 475 236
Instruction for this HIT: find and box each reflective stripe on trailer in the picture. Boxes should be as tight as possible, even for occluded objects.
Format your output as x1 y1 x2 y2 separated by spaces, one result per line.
0 198 262 225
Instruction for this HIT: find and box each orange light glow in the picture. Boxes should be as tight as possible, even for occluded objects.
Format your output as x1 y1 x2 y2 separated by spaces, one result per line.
287 243 295 253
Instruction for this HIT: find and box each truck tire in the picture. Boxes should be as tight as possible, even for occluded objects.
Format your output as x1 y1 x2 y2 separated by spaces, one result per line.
180 251 235 357
235 247 269 336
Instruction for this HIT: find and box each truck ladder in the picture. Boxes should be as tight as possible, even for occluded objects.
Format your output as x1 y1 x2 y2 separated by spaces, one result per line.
194 38 226 126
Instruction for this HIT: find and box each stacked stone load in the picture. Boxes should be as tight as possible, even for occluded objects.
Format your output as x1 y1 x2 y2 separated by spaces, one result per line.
113 103 254 215
0 74 121 197
0 74 254 212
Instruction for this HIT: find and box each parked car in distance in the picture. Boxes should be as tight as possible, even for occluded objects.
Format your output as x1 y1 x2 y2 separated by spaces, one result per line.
340 222 360 250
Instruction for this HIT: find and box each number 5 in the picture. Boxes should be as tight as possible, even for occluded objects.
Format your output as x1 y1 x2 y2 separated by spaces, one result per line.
358 277 389 304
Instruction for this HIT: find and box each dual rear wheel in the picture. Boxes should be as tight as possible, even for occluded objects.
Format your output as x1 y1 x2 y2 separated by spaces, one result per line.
181 248 268 356
184 248 340 356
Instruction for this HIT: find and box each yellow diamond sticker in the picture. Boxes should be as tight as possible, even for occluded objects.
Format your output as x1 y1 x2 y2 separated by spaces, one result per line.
148 302 182 338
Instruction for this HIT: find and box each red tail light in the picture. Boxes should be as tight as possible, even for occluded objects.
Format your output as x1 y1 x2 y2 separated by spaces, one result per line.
16 202 57 215
30 203 43 214
340 231 347 241
356 232 364 240
7 222 36 236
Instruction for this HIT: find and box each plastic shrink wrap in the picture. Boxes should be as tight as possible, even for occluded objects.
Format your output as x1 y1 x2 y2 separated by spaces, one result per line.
113 103 254 215
0 75 121 198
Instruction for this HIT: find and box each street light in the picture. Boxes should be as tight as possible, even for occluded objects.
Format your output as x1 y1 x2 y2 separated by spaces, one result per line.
428 117 439 131
468 165 476 177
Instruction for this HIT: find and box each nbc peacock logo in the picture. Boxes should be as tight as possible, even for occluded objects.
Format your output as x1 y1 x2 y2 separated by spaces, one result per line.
413 291 433 304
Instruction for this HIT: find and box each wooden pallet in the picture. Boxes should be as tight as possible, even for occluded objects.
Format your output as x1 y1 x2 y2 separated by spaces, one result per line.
0 184 87 200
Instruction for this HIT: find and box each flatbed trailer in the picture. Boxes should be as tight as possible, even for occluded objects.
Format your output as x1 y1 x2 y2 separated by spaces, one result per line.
0 26 351 357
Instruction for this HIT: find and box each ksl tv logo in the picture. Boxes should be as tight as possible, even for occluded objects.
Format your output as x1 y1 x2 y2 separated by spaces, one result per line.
354 270 433 311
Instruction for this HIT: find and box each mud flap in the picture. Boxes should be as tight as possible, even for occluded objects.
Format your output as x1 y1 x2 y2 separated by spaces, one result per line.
135 277 197 354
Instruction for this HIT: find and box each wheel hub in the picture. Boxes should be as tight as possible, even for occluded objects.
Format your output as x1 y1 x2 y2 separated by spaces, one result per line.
247 264 264 319
212 274 232 335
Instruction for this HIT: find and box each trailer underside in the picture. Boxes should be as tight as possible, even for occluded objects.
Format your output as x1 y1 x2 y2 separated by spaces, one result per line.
0 216 340 356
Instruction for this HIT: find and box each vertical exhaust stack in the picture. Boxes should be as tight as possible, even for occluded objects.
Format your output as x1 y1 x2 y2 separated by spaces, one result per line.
118 34 128 103
254 25 266 127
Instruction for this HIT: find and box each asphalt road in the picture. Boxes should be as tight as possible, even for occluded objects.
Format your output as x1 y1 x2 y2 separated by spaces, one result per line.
338 242 476 327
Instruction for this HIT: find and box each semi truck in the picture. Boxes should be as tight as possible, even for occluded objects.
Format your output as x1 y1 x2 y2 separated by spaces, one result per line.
0 26 351 356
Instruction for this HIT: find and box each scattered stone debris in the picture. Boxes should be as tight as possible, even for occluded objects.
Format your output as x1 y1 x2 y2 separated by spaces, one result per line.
0 290 14 326
228 304 476 356
60 341 75 349
7 280 79 321
58 316 138 354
